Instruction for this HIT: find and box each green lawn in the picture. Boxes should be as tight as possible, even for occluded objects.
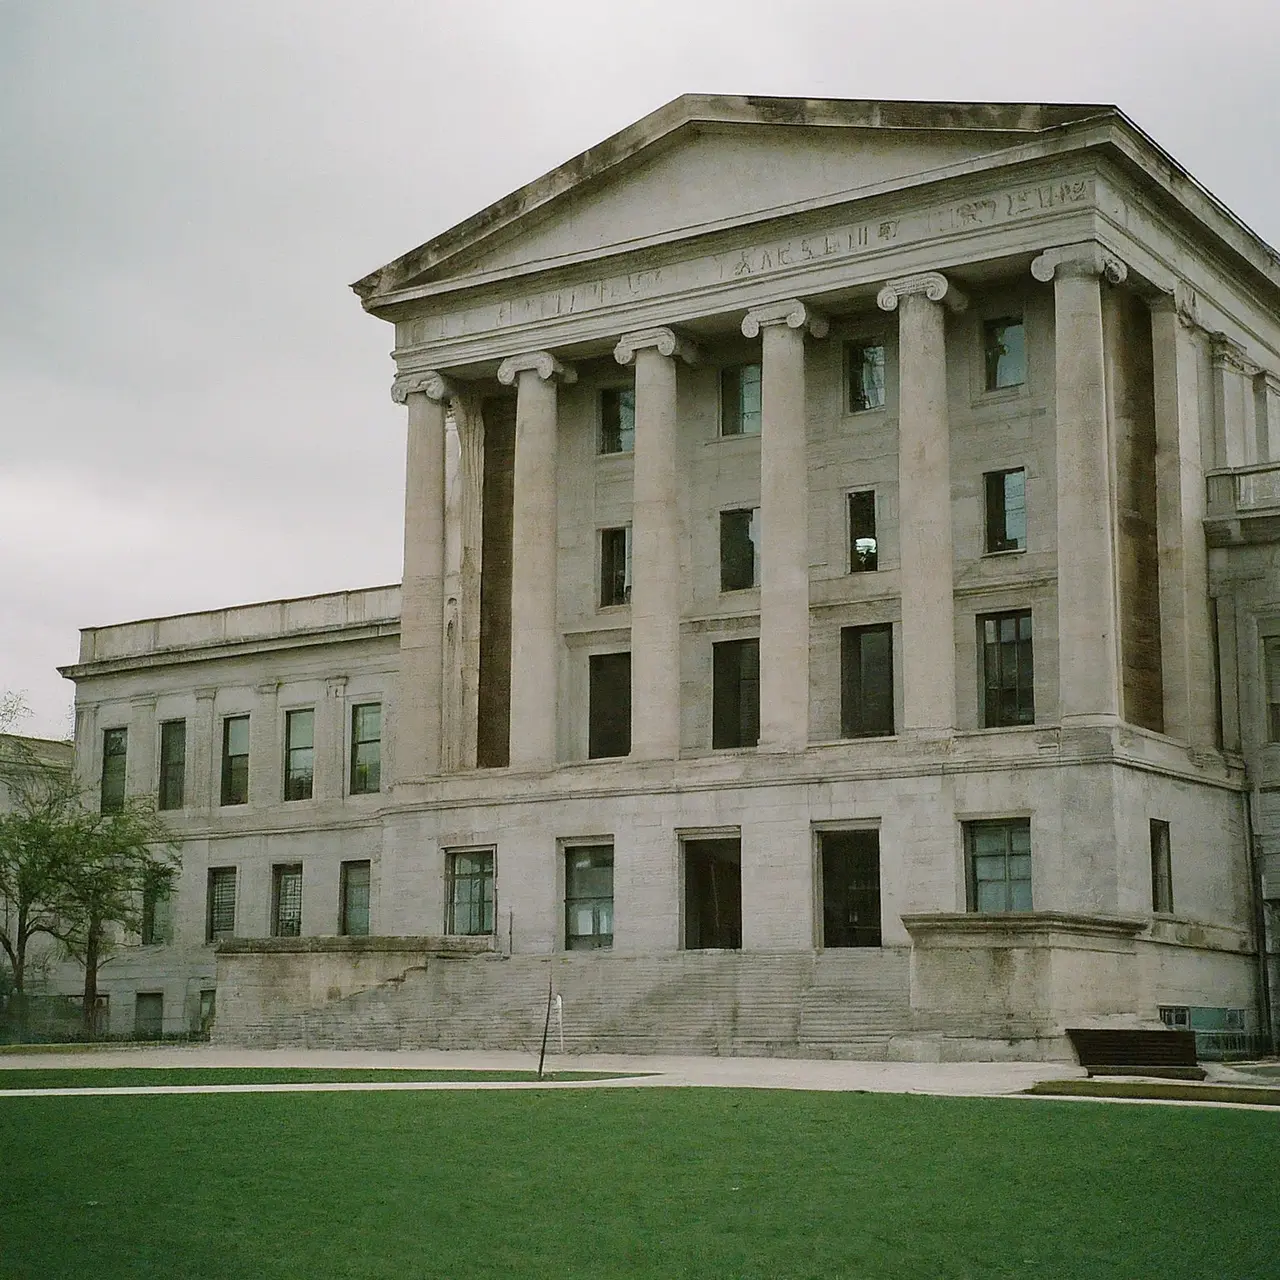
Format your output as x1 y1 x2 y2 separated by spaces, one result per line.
2 1088 1276 1279
0 1067 623 1090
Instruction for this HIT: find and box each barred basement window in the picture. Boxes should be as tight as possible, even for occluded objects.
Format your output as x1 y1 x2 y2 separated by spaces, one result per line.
339 860 371 936
565 845 614 950
1150 820 1174 914
284 709 314 801
220 716 249 806
966 819 1032 912
983 316 1026 390
720 364 762 436
446 850 494 936
979 610 1034 727
846 342 886 412
100 727 127 814
984 468 1026 553
206 866 236 942
134 992 164 1039
599 388 635 454
158 719 186 811
350 703 382 795
272 863 303 937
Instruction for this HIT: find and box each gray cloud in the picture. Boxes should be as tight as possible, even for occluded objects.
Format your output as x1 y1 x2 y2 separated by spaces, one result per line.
2 0 1277 736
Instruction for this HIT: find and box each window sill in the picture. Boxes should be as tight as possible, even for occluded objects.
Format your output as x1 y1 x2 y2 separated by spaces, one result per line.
706 432 761 447
980 547 1026 559
596 449 634 462
974 384 1027 406
842 404 887 418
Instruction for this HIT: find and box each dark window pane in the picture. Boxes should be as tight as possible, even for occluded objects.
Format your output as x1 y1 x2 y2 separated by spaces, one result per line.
207 867 236 941
985 468 1026 552
841 624 894 737
720 508 759 591
847 343 886 412
683 838 742 949
983 317 1026 390
565 845 613 949
284 709 314 801
821 830 882 947
599 527 631 607
447 851 494 935
340 859 371 936
599 388 635 454
588 652 631 759
141 883 172 946
712 639 759 749
134 993 163 1038
100 727 127 814
848 491 878 572
979 610 1034 727
966 820 1032 912
350 703 382 794
720 365 762 436
273 864 303 937
158 720 185 811
1151 820 1174 913
221 716 249 806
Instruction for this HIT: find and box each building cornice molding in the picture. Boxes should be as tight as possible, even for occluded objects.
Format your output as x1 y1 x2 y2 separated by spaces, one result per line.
613 326 701 366
1031 240 1127 284
740 298 828 339
876 271 967 313
496 350 577 386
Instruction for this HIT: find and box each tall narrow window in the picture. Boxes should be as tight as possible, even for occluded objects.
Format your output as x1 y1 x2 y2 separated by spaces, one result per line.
100 727 127 814
985 468 1027 553
720 508 760 591
588 652 631 759
283 709 314 801
565 845 614 950
206 866 237 942
979 610 1035 727
350 703 382 795
820 830 882 947
339 860 371 936
846 342 886 412
599 388 635 454
983 316 1026 390
720 364 762 436
841 624 894 737
158 719 185 811
967 820 1032 912
220 715 249 806
141 882 172 946
712 638 760 749
1265 636 1280 742
446 850 494 936
599 526 632 607
848 491 878 572
272 863 303 937
683 838 742 949
1150 820 1174 914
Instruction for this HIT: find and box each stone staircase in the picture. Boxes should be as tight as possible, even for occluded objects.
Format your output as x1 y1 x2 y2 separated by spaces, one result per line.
273 949 914 1057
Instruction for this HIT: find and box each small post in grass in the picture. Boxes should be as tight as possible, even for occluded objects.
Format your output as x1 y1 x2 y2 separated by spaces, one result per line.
536 967 554 1081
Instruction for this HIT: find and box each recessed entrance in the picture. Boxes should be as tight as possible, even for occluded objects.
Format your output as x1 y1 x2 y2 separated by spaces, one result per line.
682 838 742 950
819 829 882 947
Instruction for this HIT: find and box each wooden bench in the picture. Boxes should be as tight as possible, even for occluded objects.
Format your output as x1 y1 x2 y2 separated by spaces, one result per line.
1066 1028 1207 1080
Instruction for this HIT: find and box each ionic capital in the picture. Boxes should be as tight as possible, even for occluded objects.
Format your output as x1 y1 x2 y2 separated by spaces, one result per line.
391 370 457 405
1031 242 1128 285
614 326 701 366
496 351 578 386
876 272 967 313
741 298 829 339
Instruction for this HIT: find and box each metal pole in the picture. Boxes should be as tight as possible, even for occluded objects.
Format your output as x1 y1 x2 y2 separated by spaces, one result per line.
536 966 553 1080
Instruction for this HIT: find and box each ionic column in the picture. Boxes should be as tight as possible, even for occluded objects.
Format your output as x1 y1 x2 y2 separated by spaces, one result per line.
497 351 577 769
390 371 452 784
742 299 828 752
614 327 700 760
1031 242 1128 722
1150 287 1216 748
877 272 966 734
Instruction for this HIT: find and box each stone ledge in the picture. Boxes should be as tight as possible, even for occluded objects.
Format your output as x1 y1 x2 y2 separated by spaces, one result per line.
215 935 496 957
902 911 1147 948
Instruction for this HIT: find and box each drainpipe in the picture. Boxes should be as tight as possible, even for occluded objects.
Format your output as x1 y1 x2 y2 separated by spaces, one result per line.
1243 788 1275 1055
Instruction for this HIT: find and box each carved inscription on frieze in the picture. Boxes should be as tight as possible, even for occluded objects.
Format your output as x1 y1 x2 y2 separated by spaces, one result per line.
400 176 1094 349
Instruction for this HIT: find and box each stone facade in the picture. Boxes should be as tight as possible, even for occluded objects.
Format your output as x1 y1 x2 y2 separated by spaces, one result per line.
53 97 1280 1057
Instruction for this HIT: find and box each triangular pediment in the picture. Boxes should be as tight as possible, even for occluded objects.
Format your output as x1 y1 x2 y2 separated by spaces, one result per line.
354 96 1126 306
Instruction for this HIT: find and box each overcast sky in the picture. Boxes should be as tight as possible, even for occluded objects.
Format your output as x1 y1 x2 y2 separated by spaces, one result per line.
2 0 1277 738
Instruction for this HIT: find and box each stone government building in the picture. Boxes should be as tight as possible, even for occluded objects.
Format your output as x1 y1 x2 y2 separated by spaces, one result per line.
54 97 1280 1058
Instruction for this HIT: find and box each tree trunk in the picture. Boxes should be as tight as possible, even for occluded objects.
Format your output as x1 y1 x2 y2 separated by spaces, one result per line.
12 905 28 1040
81 915 101 1038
